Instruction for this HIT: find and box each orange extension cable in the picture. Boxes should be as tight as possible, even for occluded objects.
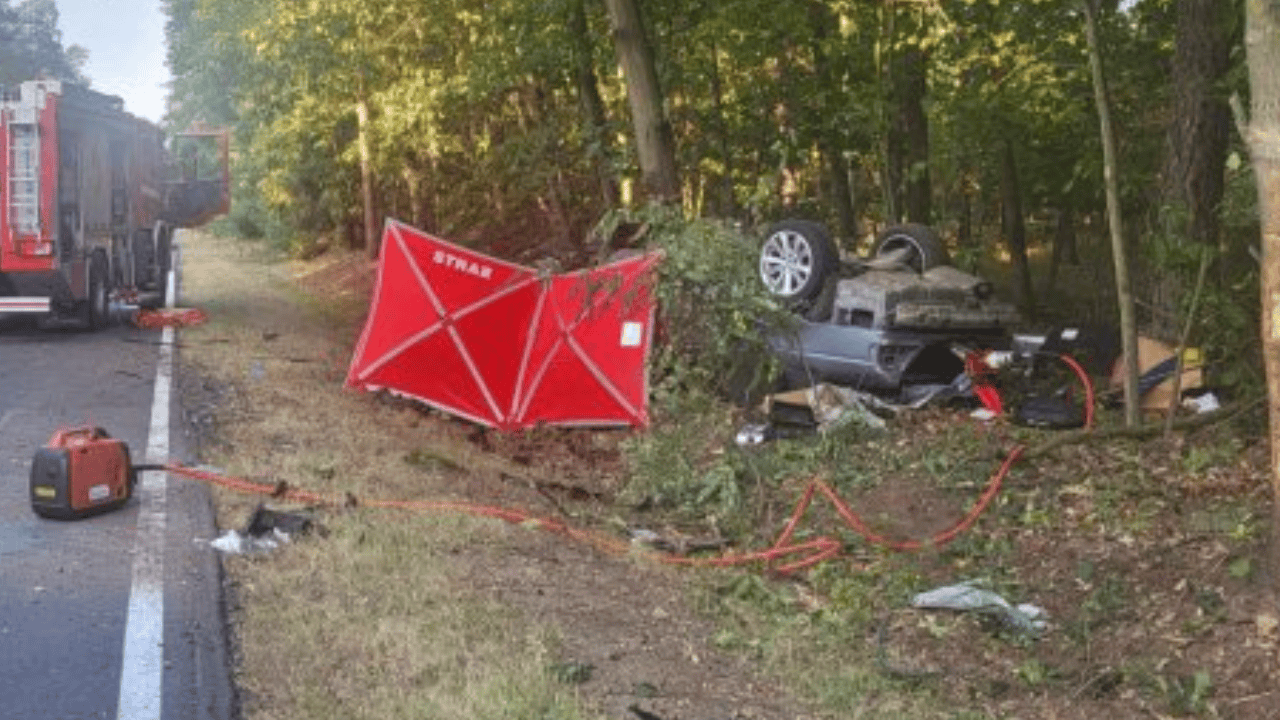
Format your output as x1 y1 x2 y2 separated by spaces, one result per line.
162 353 1092 575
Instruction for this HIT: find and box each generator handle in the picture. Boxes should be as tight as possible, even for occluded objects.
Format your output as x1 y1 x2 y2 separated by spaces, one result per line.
48 426 112 446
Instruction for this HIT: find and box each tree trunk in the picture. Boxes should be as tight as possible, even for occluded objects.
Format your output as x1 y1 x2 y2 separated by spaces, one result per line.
356 86 380 259
1152 0 1234 338
1162 0 1233 252
602 0 680 204
1047 207 1078 296
708 42 737 219
1084 0 1140 428
808 1 857 241
898 46 931 225
957 167 974 250
878 5 901 224
1001 140 1035 319
1242 0 1280 587
402 154 436 232
884 45 930 225
571 0 619 208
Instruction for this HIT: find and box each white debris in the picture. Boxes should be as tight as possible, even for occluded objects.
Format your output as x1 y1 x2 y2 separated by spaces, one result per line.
205 528 292 555
911 580 1047 636
1183 392 1220 414
734 423 773 446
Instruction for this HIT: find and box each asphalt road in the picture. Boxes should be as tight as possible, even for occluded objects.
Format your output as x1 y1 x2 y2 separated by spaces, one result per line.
0 246 236 720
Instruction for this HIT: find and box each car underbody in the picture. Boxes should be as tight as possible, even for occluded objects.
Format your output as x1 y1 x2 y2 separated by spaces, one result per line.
759 221 1020 399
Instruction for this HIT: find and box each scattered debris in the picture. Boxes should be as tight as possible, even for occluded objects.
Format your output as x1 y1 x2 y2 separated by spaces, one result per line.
1015 394 1086 429
244 503 317 537
208 528 289 555
734 423 773 446
761 383 891 432
911 581 1048 637
629 527 731 555
1184 391 1221 414
1108 335 1204 415
206 503 320 555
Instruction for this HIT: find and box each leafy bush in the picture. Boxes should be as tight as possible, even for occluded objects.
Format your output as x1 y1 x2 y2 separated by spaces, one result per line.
595 205 790 408
619 394 746 522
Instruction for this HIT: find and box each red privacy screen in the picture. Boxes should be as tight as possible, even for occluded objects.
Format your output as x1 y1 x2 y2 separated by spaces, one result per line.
346 220 661 430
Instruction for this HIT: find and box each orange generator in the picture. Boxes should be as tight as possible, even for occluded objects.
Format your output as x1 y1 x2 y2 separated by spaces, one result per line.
29 426 137 520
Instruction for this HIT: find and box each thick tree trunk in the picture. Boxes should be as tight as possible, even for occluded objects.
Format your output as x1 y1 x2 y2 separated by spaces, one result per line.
885 46 931 225
1242 0 1280 587
899 47 931 226
1162 0 1233 252
885 134 904 224
1001 141 1035 319
602 0 680 204
1084 0 1140 428
1152 0 1235 338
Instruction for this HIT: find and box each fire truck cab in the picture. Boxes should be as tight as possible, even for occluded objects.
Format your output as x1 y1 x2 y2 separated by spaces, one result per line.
1 80 227 327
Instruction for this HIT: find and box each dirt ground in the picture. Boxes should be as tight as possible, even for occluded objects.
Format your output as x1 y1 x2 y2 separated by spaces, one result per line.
181 232 1280 720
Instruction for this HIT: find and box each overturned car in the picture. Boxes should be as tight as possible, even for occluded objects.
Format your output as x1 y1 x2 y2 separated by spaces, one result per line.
759 220 1020 398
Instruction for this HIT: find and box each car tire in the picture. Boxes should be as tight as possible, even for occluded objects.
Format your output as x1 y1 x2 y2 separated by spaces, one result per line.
759 220 837 304
873 223 950 272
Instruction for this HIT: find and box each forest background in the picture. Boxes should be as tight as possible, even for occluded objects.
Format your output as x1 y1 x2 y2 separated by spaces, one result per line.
153 0 1259 343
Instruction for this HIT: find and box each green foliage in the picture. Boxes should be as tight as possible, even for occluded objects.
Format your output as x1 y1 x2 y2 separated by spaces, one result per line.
161 0 1232 322
1155 669 1214 716
600 205 790 404
1147 193 1263 399
619 389 747 522
1064 569 1129 648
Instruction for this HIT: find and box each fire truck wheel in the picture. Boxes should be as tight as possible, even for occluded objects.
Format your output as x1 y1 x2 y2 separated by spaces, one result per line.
157 224 172 280
80 253 110 330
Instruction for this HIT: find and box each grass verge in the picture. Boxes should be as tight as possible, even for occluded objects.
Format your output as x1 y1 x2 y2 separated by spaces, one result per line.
178 231 589 720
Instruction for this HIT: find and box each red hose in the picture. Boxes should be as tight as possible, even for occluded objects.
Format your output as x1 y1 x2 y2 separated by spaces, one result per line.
161 352 1095 575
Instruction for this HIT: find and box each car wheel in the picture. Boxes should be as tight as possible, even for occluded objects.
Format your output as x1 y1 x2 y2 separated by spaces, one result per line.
873 223 950 272
759 220 837 303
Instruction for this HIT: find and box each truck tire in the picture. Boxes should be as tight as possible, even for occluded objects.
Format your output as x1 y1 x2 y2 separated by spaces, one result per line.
156 223 172 281
79 253 110 330
873 224 950 272
759 220 837 304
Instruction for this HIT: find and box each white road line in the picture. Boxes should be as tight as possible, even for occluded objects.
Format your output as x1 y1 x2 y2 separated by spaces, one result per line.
117 247 179 720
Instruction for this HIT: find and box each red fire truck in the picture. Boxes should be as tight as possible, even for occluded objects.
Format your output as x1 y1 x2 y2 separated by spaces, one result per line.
1 79 227 328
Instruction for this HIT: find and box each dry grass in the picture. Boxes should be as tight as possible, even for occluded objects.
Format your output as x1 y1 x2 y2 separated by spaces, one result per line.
177 231 589 720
